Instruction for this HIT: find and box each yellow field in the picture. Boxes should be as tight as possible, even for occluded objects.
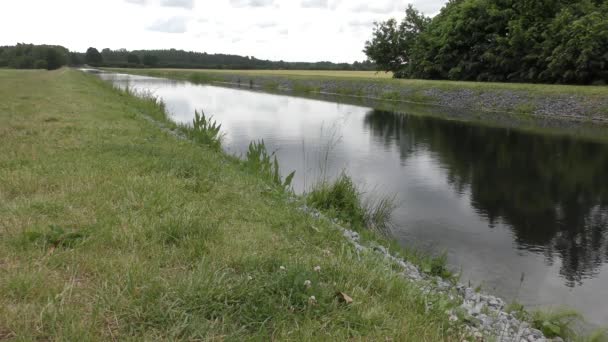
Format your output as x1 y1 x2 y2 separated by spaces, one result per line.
158 68 394 79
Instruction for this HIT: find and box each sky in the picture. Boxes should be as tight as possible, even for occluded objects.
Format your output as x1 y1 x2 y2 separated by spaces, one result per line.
0 0 446 63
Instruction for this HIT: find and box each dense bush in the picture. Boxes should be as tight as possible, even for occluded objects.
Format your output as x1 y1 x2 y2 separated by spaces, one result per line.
307 173 396 235
365 0 608 84
0 44 69 70
34 60 48 69
85 47 103 66
127 53 140 65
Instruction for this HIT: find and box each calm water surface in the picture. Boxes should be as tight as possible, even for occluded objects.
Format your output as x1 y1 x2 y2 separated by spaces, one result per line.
98 72 608 326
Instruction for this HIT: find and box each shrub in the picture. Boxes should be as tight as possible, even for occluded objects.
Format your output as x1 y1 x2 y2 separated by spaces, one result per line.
45 47 67 70
307 173 396 235
34 59 48 69
183 110 223 150
531 309 582 339
244 140 295 191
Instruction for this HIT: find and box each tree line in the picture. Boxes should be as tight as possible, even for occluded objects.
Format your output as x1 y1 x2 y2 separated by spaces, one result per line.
364 0 608 84
1 44 375 71
0 44 71 70
81 47 375 70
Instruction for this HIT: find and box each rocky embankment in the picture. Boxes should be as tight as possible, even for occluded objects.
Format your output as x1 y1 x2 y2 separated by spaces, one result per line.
301 204 563 342
208 73 608 123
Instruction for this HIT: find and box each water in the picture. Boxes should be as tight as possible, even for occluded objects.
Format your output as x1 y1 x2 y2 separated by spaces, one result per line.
97 72 608 327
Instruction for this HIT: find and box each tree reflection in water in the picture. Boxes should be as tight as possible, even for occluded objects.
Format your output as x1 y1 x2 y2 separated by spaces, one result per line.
363 109 608 287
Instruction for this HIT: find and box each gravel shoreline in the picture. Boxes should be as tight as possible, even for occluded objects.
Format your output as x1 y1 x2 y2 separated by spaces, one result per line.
300 204 563 342
208 73 608 123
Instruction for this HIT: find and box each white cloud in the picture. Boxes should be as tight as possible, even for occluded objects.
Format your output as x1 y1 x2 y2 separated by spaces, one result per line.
230 0 274 7
256 21 278 28
160 0 194 9
0 0 447 63
351 2 397 14
348 18 375 28
301 0 327 8
147 16 189 33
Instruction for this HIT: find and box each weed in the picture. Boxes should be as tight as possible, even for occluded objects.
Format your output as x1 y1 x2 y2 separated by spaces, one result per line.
307 172 367 228
188 73 213 84
532 309 582 339
420 253 452 278
363 193 397 235
293 83 320 93
581 329 608 342
306 173 397 236
244 140 295 191
262 81 280 91
514 102 536 115
183 110 223 150
506 301 528 321
404 91 433 104
380 91 401 101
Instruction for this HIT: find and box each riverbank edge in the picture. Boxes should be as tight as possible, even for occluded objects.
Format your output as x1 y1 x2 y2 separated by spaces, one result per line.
96 71 567 342
104 68 608 124
2 69 471 340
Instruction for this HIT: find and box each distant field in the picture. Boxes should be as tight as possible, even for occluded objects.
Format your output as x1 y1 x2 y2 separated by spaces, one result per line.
156 68 394 79
111 68 608 97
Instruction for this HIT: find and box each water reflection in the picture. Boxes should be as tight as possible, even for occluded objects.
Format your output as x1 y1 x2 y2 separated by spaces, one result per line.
363 110 608 287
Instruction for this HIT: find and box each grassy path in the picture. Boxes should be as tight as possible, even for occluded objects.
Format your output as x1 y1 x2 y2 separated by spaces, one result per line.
0 69 462 340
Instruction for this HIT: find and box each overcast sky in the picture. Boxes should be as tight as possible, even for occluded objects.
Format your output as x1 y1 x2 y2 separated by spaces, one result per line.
0 0 446 63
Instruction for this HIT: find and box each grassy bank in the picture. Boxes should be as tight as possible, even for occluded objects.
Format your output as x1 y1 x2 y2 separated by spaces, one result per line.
0 69 467 340
107 68 608 123
153 69 394 79
107 68 607 96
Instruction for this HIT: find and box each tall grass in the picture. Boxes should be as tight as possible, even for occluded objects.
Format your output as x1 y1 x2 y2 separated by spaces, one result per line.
120 83 299 194
183 110 222 150
306 172 396 235
123 85 223 151
504 304 608 341
531 309 582 339
244 140 295 191
123 85 174 124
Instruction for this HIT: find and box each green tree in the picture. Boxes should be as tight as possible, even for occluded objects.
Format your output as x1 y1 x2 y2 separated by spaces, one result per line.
541 1 608 84
127 53 140 65
364 5 430 76
142 54 159 67
45 47 67 70
85 47 103 66
364 0 608 84
69 52 83 66
34 60 48 69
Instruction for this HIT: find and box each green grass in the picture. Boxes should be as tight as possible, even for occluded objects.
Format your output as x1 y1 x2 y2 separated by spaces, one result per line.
505 303 608 341
146 68 394 79
306 173 396 236
0 68 469 340
108 67 608 97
